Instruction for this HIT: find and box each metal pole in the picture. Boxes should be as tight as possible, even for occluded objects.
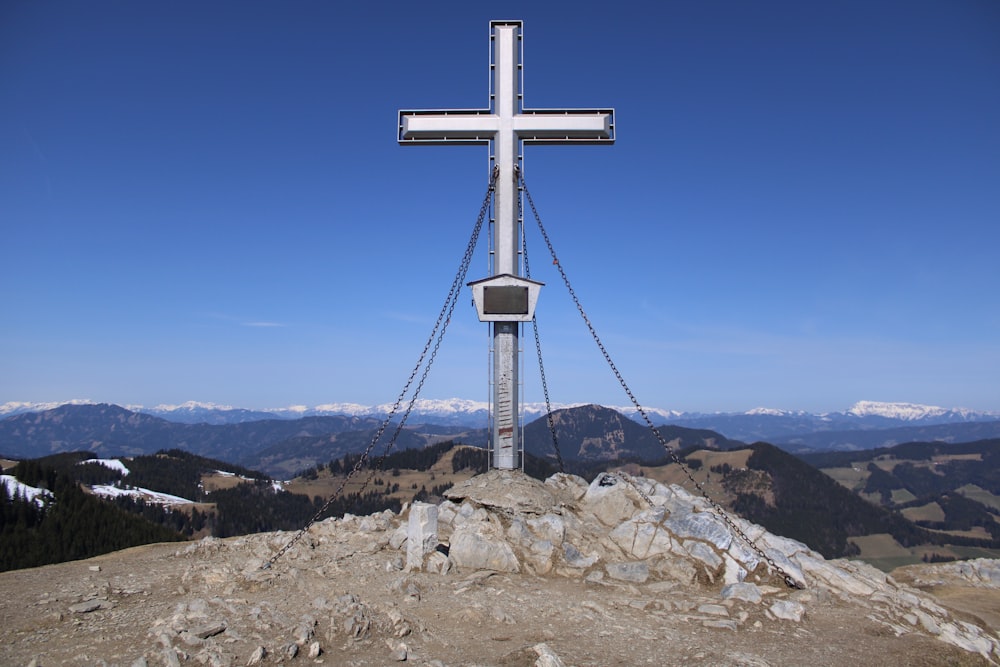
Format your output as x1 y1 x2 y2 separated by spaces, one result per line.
491 23 520 470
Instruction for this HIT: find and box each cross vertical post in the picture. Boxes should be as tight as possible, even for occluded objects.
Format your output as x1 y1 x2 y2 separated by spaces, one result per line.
398 20 614 470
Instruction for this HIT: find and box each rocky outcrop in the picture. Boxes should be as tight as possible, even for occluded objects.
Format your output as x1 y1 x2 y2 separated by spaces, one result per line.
3 469 999 666
894 558 1000 589
428 470 1000 662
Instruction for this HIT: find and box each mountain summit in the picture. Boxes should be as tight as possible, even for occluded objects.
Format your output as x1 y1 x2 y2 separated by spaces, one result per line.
1 468 998 665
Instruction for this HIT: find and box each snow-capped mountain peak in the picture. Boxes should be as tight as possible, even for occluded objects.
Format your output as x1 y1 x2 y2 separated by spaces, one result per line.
745 407 788 417
846 401 951 421
148 400 237 412
0 399 96 417
3 398 997 430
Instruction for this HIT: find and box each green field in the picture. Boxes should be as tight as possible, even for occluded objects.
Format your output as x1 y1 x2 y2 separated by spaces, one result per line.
849 533 918 570
849 533 1000 572
955 484 1000 512
822 466 869 491
901 501 945 523
950 545 1000 560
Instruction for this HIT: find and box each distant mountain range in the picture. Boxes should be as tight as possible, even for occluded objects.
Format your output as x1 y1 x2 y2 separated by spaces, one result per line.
3 400 1000 479
0 403 737 478
2 398 997 443
3 397 996 425
0 403 388 470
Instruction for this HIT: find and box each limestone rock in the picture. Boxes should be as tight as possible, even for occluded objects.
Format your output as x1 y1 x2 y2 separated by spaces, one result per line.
683 540 723 571
702 618 738 631
246 645 266 665
697 603 729 617
389 641 408 661
949 558 1000 587
533 642 566 667
163 648 182 667
722 553 748 585
405 502 438 571
582 473 638 526
609 508 677 559
425 550 451 575
650 554 698 585
722 582 763 604
388 524 408 550
561 542 599 570
769 600 805 622
606 561 649 583
449 518 520 573
69 600 102 614
192 622 226 639
796 555 877 598
544 472 589 502
445 469 558 515
527 513 567 544
895 557 1000 589
662 509 733 552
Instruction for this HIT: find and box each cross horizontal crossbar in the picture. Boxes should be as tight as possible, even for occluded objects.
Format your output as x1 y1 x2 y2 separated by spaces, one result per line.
398 109 615 145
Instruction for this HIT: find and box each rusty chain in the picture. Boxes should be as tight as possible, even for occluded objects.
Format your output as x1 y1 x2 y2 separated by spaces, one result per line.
518 171 565 473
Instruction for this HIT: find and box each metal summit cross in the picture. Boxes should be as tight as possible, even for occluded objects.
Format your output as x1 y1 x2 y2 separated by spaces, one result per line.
398 20 614 470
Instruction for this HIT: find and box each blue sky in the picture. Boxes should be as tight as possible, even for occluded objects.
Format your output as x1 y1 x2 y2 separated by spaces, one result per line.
2 1 998 414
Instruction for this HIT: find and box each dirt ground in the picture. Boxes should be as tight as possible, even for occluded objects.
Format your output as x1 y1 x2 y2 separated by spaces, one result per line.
1 527 995 667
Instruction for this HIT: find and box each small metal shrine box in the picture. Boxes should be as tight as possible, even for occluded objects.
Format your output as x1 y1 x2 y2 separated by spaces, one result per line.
468 274 543 322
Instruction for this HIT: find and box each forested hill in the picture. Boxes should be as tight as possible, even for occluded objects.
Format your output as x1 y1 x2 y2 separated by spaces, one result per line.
796 439 1000 551
798 438 1000 470
730 442 936 558
1 450 289 571
1 457 185 572
525 404 743 463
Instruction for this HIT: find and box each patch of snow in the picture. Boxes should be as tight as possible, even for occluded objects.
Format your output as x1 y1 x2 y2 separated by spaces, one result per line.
745 407 787 416
90 485 194 506
610 405 687 420
78 458 130 476
1 475 54 507
311 402 371 414
150 400 236 411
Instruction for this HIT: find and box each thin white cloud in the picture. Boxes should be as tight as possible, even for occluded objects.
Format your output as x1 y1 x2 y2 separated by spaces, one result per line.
201 313 287 328
242 321 285 328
